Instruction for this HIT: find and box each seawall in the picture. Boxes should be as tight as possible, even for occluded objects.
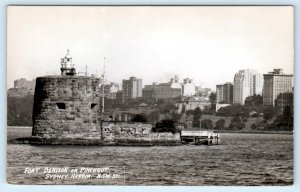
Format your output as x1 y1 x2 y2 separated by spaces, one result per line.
102 121 181 146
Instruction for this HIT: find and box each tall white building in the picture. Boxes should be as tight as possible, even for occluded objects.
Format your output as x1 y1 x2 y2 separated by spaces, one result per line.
182 78 195 96
253 73 263 96
216 85 224 103
233 69 263 105
170 75 182 90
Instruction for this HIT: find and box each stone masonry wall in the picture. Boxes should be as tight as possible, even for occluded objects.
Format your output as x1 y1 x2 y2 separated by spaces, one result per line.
101 121 180 144
32 76 101 140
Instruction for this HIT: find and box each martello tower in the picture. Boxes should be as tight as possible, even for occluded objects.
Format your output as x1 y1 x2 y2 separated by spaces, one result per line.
31 50 102 144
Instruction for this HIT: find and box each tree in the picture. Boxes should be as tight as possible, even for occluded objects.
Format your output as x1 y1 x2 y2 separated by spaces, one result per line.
152 119 177 133
283 105 293 129
159 101 176 113
131 114 148 123
181 104 186 114
228 116 245 130
192 107 202 128
260 106 278 121
209 92 216 110
201 119 213 129
170 112 182 123
244 94 263 110
7 95 34 126
251 123 257 130
147 111 160 123
216 104 244 117
272 105 293 130
215 118 225 129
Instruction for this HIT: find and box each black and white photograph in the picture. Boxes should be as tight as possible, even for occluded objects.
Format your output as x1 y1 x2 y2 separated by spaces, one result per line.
6 6 293 185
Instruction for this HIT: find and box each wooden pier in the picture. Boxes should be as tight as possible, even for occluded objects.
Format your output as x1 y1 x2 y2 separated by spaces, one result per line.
181 130 220 145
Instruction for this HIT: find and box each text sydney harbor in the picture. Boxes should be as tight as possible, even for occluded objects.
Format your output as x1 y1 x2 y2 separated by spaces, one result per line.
23 167 121 180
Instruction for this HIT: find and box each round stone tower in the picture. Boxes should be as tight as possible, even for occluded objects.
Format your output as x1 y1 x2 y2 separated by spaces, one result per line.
31 51 102 144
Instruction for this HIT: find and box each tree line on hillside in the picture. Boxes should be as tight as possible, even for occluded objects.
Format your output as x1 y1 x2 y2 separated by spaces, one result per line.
131 94 293 132
7 95 34 126
215 95 293 131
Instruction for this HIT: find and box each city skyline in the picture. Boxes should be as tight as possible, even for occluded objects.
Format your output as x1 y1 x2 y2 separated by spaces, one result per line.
8 67 294 91
7 6 293 90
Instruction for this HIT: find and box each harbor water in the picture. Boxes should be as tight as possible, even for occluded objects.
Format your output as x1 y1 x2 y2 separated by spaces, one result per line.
7 132 293 185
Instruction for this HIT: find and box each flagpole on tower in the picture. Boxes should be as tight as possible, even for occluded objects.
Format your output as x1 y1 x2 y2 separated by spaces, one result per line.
101 57 106 113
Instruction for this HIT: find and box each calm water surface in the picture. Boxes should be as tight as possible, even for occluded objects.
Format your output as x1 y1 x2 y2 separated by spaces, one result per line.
7 133 293 185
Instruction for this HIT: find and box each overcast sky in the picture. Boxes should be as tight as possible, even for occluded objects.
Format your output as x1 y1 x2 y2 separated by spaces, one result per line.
7 6 293 90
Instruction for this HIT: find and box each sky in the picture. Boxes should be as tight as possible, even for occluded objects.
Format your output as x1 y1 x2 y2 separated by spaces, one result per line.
7 6 294 90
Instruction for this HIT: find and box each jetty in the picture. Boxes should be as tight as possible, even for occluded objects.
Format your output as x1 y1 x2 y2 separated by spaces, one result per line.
181 130 220 145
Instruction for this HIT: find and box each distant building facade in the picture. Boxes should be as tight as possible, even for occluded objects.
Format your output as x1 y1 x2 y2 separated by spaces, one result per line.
196 87 212 97
182 78 195 96
263 69 293 106
216 85 223 104
169 75 182 91
216 82 233 104
143 82 181 100
183 96 210 111
100 82 120 99
122 77 142 102
233 69 263 105
8 78 36 97
275 92 293 113
14 78 35 90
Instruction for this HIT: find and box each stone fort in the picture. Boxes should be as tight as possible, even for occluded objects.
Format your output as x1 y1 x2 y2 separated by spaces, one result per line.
32 50 102 144
31 51 179 145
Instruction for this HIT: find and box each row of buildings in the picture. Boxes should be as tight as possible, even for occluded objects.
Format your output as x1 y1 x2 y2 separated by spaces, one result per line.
216 69 293 109
103 75 210 103
92 68 294 113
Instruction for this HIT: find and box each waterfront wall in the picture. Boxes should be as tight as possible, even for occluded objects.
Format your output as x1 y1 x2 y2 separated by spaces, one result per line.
102 121 180 145
32 76 102 140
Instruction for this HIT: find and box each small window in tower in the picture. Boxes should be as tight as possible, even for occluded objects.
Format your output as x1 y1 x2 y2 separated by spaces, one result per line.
91 103 97 109
57 103 66 109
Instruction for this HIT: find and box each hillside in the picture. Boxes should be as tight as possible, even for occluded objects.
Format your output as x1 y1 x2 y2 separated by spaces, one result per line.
7 95 34 126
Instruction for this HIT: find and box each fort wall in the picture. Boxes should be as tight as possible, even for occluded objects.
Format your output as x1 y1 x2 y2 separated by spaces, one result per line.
32 76 101 141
